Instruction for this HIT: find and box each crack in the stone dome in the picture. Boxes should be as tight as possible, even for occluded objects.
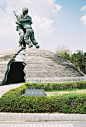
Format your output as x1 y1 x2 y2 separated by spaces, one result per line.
2 48 26 85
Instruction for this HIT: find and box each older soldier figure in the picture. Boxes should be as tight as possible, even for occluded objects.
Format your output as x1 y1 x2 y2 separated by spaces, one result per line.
15 8 40 48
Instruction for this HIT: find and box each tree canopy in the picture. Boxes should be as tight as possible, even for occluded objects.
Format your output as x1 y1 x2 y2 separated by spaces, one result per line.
56 48 86 74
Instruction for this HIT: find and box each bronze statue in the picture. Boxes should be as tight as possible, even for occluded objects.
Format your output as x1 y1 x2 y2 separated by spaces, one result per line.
14 8 40 48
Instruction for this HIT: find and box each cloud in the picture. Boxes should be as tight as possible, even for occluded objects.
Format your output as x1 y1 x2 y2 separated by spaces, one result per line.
32 15 56 36
80 5 86 26
80 15 86 25
0 6 16 38
53 4 62 13
19 0 62 16
81 5 86 11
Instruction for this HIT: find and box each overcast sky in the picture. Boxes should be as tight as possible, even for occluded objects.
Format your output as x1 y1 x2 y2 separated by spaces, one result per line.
0 0 86 53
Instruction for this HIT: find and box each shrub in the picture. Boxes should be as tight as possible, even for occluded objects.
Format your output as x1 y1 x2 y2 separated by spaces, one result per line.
0 85 86 113
25 81 86 91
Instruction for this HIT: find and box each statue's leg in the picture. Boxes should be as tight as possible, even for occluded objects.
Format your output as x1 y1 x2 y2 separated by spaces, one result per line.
24 29 33 48
30 30 40 48
23 41 26 48
18 29 25 48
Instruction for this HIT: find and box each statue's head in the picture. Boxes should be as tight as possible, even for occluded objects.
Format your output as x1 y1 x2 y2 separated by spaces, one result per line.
22 7 28 14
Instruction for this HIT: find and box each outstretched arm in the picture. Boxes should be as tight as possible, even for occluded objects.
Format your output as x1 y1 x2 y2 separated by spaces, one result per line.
19 18 29 22
18 15 32 24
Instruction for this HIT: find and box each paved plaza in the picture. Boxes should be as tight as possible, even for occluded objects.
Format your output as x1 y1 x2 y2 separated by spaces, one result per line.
0 121 86 127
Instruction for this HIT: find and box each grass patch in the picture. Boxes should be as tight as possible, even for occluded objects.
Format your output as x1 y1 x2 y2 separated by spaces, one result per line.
45 89 86 96
45 87 86 92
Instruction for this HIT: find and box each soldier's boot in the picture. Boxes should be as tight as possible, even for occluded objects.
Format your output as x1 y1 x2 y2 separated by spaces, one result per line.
31 40 40 48
28 43 33 48
35 44 40 48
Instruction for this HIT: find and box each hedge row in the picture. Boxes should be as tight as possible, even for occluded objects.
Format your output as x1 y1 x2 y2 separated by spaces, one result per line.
25 81 86 91
0 85 86 113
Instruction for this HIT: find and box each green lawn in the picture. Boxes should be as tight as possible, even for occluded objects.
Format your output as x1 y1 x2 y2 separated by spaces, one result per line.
45 89 86 96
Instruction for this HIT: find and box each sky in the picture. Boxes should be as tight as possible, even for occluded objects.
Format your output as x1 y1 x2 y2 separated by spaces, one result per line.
0 0 86 53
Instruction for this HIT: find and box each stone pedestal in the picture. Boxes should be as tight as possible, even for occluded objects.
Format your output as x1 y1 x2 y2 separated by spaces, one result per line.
0 47 86 84
24 48 85 83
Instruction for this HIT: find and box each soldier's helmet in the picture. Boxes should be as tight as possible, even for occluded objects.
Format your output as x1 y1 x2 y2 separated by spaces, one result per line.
22 8 28 13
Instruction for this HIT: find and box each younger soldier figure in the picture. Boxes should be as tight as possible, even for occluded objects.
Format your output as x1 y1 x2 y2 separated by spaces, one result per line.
15 8 40 48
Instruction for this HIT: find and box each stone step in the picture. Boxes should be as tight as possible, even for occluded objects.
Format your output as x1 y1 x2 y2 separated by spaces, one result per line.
26 76 86 83
25 71 81 78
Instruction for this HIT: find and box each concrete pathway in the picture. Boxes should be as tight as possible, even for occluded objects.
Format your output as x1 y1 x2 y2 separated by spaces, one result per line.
0 83 24 97
0 121 86 127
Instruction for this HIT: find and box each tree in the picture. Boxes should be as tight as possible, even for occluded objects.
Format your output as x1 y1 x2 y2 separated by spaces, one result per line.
56 45 71 61
70 52 83 70
82 52 86 73
56 45 86 74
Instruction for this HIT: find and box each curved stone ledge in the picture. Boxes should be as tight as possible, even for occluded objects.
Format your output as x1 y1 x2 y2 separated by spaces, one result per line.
26 76 86 83
0 113 86 121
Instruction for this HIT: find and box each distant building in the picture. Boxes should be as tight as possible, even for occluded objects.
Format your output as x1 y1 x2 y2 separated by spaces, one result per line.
65 50 72 56
75 50 84 54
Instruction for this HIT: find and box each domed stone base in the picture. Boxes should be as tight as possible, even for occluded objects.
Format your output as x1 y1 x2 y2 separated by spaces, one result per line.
24 48 85 83
0 47 86 84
